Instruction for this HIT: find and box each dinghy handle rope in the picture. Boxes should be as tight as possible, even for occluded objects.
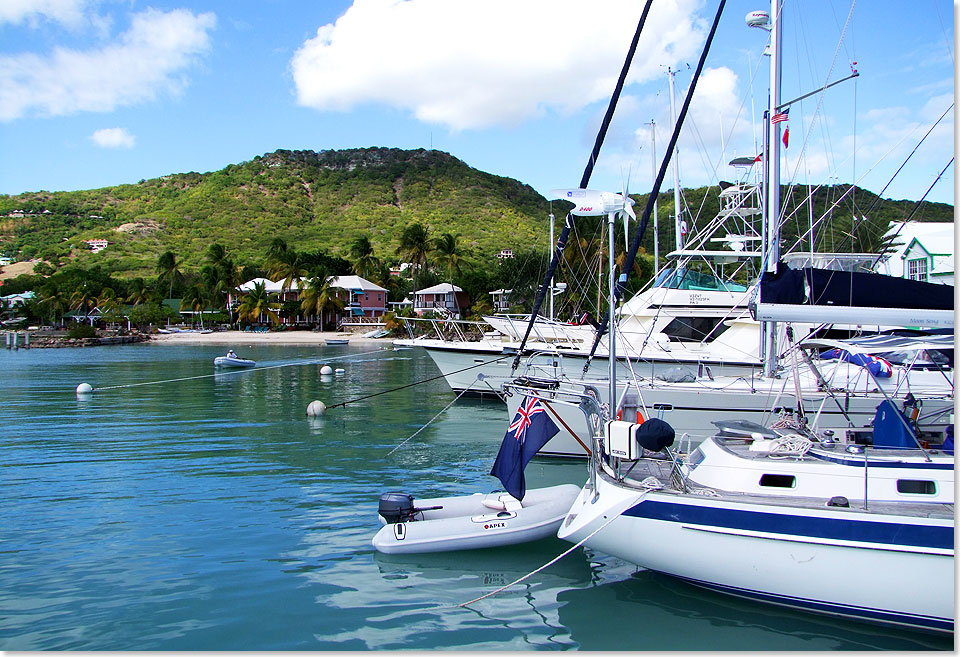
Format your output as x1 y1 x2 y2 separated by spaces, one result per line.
454 499 640 609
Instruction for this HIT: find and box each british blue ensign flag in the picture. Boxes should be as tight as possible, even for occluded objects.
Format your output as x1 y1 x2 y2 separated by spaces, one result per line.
490 396 559 500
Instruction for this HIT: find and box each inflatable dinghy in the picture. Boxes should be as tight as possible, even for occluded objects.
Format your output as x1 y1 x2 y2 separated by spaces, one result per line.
213 355 256 368
372 484 580 554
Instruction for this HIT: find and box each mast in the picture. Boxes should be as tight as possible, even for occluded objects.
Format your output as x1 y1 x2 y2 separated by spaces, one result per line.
548 212 555 320
762 0 783 376
649 120 659 273
668 67 684 250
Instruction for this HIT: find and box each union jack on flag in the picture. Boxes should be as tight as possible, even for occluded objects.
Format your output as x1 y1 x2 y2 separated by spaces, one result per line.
771 108 790 123
508 396 548 442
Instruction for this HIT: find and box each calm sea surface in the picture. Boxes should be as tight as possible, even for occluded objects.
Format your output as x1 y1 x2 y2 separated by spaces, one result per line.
0 342 951 651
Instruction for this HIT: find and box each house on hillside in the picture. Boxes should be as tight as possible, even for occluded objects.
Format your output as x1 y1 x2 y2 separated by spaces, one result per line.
413 283 470 318
85 239 109 253
490 289 512 312
235 275 387 326
879 221 954 285
330 275 388 318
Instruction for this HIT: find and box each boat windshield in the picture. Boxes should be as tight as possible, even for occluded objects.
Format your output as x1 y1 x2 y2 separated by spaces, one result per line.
653 267 747 292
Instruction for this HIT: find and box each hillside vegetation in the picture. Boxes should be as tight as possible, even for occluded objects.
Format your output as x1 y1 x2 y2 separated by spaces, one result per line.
0 146 952 283
0 148 551 278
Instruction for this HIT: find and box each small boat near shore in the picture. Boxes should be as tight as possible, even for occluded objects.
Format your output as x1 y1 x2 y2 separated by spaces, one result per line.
372 484 580 554
214 354 256 368
325 338 350 345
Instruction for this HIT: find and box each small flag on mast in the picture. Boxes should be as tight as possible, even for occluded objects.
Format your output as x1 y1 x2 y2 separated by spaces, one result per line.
771 108 790 123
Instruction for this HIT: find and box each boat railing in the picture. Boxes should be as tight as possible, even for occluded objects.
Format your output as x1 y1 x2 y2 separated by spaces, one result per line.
484 314 594 346
399 316 490 342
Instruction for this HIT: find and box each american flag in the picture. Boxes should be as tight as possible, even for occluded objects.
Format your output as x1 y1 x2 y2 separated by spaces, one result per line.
771 108 790 124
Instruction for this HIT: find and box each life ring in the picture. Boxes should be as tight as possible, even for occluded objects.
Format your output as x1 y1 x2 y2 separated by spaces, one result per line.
616 409 644 424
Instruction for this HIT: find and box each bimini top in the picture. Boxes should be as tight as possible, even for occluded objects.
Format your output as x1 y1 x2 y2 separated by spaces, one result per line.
801 333 955 355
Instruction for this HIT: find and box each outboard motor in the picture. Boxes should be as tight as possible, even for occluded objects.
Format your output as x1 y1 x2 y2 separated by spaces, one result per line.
378 492 416 524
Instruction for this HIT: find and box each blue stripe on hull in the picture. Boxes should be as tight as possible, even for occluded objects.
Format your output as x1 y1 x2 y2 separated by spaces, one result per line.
622 499 954 550
673 574 955 634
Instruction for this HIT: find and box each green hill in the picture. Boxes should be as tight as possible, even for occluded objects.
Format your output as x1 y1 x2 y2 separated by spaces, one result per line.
0 146 952 282
0 148 552 278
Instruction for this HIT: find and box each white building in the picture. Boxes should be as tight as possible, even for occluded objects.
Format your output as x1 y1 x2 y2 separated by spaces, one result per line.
879 221 954 285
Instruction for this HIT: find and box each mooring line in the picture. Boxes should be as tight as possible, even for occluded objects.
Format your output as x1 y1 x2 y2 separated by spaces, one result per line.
89 349 383 391
453 502 632 609
325 353 515 410
386 381 478 456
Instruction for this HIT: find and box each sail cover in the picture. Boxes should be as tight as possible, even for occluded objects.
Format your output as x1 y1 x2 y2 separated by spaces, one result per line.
759 264 954 310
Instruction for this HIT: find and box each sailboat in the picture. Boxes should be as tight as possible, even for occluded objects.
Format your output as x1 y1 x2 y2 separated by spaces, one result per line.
552 0 954 634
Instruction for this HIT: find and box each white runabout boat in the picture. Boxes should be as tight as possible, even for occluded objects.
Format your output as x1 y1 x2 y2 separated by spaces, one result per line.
373 484 580 554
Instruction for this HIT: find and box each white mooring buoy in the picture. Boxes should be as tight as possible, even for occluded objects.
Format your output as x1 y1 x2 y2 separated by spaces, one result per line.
306 400 327 416
76 382 94 395
320 365 333 375
335 368 345 374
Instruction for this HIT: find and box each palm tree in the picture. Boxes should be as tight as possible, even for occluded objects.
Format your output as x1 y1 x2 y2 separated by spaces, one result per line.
39 284 69 327
267 237 288 260
236 281 279 327
205 243 228 268
299 273 344 330
156 250 184 299
180 283 208 328
70 283 97 325
432 232 465 315
350 236 381 280
397 222 431 298
267 247 307 296
126 278 151 306
432 232 464 281
217 258 243 324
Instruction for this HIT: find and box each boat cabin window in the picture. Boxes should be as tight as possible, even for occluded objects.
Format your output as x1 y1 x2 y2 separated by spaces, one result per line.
662 316 730 343
653 267 747 293
896 479 936 495
685 448 705 469
759 474 796 488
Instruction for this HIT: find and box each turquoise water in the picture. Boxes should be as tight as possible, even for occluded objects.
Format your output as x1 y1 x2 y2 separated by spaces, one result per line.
0 343 951 651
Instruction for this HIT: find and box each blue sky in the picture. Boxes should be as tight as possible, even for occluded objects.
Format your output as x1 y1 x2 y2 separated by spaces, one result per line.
0 0 954 208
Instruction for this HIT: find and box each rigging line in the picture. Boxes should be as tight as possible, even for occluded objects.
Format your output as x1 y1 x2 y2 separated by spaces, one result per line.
780 0 857 217
832 102 954 252
512 0 655 372
90 350 379 391
386 383 477 456
776 124 927 260
325 352 516 409
586 0 727 372
870 157 954 270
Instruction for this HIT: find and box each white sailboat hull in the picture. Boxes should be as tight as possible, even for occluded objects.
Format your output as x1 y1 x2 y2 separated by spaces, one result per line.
558 476 954 633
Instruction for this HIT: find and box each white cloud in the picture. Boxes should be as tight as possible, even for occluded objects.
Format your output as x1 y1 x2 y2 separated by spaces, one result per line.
90 127 135 148
0 8 216 121
0 0 91 28
291 0 707 132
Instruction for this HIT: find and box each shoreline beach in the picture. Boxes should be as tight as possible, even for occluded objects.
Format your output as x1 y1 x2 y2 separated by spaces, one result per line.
150 329 389 346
